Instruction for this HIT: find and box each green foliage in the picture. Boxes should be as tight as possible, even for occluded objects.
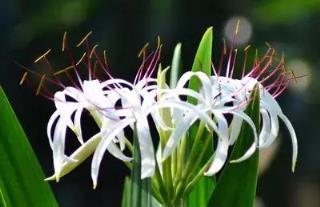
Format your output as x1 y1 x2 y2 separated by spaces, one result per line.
208 85 260 207
170 43 182 88
130 127 152 207
184 27 215 206
188 27 213 104
0 87 58 207
186 177 214 207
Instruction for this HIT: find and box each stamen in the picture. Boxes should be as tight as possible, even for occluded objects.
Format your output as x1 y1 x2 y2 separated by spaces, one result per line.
212 63 218 76
144 44 162 80
242 46 250 77
62 32 67 51
230 49 238 78
218 38 227 75
235 19 241 35
36 74 46 96
76 31 93 47
34 49 51 63
244 45 251 52
92 50 113 80
157 36 161 48
19 72 28 85
138 42 149 58
76 52 87 66
103 50 108 67
89 45 99 58
265 42 272 49
53 66 73 76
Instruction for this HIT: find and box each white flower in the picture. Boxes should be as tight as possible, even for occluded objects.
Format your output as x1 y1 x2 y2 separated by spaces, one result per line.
90 77 160 188
47 79 130 181
211 74 297 171
236 77 297 171
157 71 258 175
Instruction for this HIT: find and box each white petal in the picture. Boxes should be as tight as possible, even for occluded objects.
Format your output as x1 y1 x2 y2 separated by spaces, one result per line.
91 118 135 188
259 109 279 148
74 108 84 144
46 132 102 181
227 110 258 163
279 113 298 172
136 115 156 179
52 118 67 181
204 112 229 175
107 142 132 162
162 113 196 160
259 109 271 146
229 116 243 145
47 111 59 149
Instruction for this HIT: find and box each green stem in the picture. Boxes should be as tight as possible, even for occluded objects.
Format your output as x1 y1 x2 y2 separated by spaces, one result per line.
174 121 208 200
183 155 214 196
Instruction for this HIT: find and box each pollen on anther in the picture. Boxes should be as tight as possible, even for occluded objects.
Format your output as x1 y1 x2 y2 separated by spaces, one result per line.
89 45 99 58
34 49 51 63
19 72 28 85
36 74 46 96
76 52 87 66
103 50 108 66
76 31 93 47
244 45 251 52
62 32 67 51
138 42 149 58
53 66 73 76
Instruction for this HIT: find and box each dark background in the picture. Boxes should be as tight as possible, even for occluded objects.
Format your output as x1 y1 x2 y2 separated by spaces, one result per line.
1 0 320 206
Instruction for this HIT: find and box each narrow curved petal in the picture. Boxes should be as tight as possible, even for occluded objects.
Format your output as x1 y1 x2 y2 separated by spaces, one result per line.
162 113 196 160
52 118 67 181
259 109 271 146
278 113 298 172
204 112 229 175
136 115 156 179
74 108 84 144
229 116 243 145
107 142 132 162
47 111 59 149
91 118 135 188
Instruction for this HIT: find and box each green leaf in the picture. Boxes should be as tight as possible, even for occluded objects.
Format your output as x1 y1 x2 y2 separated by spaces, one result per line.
207 85 260 207
170 43 182 88
186 26 215 197
188 27 213 104
130 127 152 207
186 177 214 207
121 177 132 207
0 86 59 207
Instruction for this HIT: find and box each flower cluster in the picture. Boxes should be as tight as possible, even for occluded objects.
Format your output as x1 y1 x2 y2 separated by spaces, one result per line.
28 31 298 193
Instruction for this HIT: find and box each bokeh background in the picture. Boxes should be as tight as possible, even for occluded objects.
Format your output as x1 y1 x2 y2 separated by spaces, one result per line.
1 0 320 206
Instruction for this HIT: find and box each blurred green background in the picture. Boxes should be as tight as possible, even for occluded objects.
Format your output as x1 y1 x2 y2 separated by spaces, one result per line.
0 0 319 206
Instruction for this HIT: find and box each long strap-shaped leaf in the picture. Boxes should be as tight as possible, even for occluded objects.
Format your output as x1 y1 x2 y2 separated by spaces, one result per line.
207 85 260 207
130 126 152 207
185 27 215 206
0 87 59 207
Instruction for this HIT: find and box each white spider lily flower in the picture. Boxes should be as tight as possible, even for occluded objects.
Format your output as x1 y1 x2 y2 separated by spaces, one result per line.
47 79 130 181
157 71 258 175
208 43 298 171
90 78 160 188
235 77 298 171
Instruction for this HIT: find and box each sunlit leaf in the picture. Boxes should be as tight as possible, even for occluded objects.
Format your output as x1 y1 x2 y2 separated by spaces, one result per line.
185 27 215 206
0 87 59 207
207 85 260 207
188 27 213 103
170 43 182 88
130 127 152 207
186 177 214 207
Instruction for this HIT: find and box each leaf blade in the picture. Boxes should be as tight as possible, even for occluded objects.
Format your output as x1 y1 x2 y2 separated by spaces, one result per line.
207 86 260 207
0 87 59 207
